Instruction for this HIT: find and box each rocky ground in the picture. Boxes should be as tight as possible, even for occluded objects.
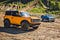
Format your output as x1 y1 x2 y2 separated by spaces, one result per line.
0 13 60 40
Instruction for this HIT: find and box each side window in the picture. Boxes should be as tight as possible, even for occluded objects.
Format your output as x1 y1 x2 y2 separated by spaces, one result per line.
5 11 11 15
12 11 18 16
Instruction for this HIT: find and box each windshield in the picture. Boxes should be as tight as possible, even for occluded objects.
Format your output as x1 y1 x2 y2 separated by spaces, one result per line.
20 12 30 17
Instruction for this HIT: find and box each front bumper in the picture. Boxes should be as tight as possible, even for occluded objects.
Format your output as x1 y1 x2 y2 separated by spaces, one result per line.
49 18 55 21
30 19 41 26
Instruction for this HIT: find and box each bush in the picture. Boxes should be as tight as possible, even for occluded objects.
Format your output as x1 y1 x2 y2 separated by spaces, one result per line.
28 7 46 13
57 2 60 9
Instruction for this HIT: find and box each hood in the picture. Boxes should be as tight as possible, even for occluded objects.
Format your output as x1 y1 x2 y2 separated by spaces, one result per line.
30 16 40 19
49 17 54 18
47 16 55 18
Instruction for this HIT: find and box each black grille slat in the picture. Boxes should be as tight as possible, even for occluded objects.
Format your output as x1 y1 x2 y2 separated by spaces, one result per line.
32 19 40 22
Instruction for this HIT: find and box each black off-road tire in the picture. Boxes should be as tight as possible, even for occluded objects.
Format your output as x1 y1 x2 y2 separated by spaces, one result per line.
21 21 30 31
4 20 10 28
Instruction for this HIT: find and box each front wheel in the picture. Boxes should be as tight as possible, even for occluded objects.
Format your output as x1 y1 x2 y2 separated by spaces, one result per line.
21 21 30 31
52 20 55 22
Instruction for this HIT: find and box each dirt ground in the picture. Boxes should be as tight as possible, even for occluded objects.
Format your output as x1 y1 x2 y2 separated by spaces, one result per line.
0 13 60 40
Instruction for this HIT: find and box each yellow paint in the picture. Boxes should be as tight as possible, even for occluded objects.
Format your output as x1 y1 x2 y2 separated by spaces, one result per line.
4 15 31 25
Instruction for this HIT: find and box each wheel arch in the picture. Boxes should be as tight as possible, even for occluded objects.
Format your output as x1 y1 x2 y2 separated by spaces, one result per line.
4 18 10 22
21 20 30 24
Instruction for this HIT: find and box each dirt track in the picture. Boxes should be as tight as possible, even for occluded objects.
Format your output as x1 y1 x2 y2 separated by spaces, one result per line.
0 13 60 40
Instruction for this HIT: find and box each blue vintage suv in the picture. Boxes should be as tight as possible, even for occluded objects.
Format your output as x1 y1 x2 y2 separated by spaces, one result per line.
41 14 55 22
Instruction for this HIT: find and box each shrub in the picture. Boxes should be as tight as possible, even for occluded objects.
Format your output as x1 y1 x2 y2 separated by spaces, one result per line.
28 7 46 13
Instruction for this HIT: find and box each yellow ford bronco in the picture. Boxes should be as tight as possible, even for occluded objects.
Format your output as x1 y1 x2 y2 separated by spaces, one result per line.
4 10 41 30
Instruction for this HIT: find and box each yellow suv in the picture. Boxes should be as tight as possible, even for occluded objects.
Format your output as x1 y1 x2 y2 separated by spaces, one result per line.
4 10 41 30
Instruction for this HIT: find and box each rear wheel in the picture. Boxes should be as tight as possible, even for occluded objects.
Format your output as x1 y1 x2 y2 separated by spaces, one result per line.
4 20 10 28
21 21 30 31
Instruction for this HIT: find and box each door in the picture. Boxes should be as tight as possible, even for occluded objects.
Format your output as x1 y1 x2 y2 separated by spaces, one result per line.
11 11 20 24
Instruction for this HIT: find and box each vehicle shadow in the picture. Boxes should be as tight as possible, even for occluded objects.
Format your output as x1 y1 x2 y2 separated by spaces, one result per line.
0 26 34 34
